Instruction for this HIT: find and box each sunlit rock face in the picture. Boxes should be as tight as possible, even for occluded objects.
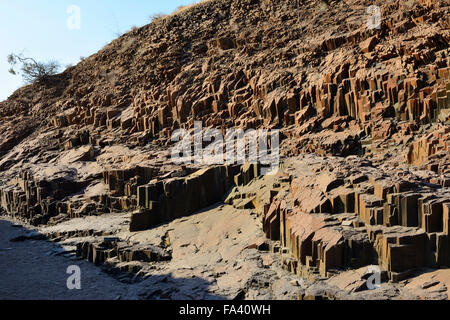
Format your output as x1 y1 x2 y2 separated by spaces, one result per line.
0 0 449 300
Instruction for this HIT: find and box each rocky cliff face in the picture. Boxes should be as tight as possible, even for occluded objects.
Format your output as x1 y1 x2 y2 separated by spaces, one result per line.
0 0 449 300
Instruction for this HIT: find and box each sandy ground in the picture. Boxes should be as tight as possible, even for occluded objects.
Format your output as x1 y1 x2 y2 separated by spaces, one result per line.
0 219 136 300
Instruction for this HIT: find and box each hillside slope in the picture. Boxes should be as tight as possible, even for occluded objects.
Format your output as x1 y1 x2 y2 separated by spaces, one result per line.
0 0 449 300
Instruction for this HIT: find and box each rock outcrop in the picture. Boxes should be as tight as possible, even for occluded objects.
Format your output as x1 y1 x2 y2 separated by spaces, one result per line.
0 0 449 300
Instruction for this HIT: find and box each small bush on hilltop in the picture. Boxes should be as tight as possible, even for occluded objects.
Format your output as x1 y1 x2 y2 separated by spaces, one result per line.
7 52 60 84
149 13 167 24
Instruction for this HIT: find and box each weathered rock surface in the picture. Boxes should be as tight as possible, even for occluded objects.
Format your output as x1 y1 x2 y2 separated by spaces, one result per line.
0 0 449 300
256 155 450 282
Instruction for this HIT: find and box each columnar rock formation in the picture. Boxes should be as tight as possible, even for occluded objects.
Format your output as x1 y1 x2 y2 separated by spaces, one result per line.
258 156 450 281
0 0 449 299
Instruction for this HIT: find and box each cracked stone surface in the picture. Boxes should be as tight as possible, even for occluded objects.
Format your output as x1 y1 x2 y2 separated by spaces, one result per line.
0 0 449 300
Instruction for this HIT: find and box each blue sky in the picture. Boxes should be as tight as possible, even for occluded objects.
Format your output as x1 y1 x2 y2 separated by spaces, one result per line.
0 0 198 101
